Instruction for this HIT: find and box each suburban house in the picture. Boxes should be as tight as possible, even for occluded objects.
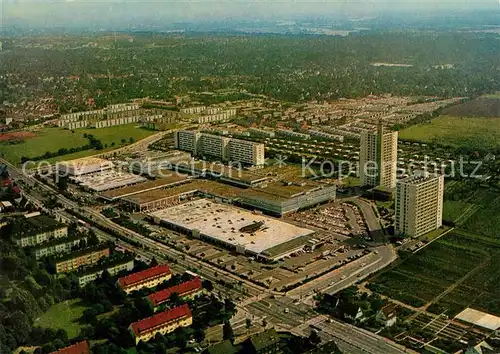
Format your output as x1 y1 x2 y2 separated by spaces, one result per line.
376 303 398 327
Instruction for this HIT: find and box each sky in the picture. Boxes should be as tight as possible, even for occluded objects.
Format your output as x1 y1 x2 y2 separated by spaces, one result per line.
1 0 499 28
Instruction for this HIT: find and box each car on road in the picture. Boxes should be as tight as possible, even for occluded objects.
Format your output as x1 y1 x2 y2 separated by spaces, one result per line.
340 275 347 280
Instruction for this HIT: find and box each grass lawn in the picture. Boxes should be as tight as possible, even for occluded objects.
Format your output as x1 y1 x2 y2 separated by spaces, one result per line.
34 299 87 339
419 226 450 242
343 176 361 187
399 115 500 149
376 200 393 209
0 124 155 165
482 92 500 99
45 147 117 164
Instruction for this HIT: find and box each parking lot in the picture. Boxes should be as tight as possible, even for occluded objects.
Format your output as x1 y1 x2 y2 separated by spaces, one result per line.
287 202 368 237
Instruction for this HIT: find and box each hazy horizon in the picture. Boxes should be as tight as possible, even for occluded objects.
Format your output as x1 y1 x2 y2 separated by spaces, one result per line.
2 0 499 30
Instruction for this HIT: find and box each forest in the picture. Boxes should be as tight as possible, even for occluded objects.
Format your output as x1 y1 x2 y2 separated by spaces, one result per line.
1 31 499 110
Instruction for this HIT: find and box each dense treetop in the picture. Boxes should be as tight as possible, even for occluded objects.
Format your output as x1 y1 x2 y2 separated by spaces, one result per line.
1 32 499 109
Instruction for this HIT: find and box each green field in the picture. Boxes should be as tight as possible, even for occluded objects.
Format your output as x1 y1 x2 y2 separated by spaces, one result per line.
442 181 498 227
462 195 500 239
34 299 87 339
0 124 155 164
482 92 500 99
368 236 483 309
368 230 500 316
400 115 500 149
442 201 472 222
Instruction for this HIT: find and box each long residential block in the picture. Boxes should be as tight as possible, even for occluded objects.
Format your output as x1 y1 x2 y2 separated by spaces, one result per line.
117 264 172 294
33 234 88 260
175 131 265 166
55 246 110 274
148 277 203 309
129 304 193 344
12 215 68 248
78 257 135 287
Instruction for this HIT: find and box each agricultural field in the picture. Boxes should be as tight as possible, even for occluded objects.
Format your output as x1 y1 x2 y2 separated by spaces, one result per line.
442 201 472 223
0 124 155 164
368 230 500 317
462 195 500 239
430 231 500 316
442 181 497 226
34 299 87 339
399 115 500 149
441 97 500 118
367 236 484 308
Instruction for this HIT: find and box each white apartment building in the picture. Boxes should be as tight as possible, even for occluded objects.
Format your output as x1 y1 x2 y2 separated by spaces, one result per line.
277 129 310 140
227 138 265 166
359 125 398 189
78 259 135 287
14 215 68 248
34 235 88 260
204 107 222 114
307 129 345 142
180 106 206 114
175 130 201 154
93 116 139 128
196 109 237 124
248 128 275 138
198 134 230 160
65 121 89 130
174 131 265 166
395 173 444 238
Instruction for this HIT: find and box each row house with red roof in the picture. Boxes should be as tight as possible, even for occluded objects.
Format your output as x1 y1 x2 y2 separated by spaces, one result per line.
49 341 90 354
117 264 172 294
148 277 203 310
128 304 193 344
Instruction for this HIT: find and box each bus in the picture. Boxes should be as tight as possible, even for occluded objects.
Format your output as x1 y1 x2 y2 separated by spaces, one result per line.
185 270 202 279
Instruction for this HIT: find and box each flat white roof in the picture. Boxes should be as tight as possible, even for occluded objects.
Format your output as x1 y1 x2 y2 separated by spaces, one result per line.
150 199 314 255
59 157 111 167
72 171 146 192
58 157 113 176
455 308 500 331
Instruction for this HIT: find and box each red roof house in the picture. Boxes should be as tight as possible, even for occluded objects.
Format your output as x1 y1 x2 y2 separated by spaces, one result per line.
129 304 192 340
50 341 90 354
148 277 202 307
118 264 171 291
